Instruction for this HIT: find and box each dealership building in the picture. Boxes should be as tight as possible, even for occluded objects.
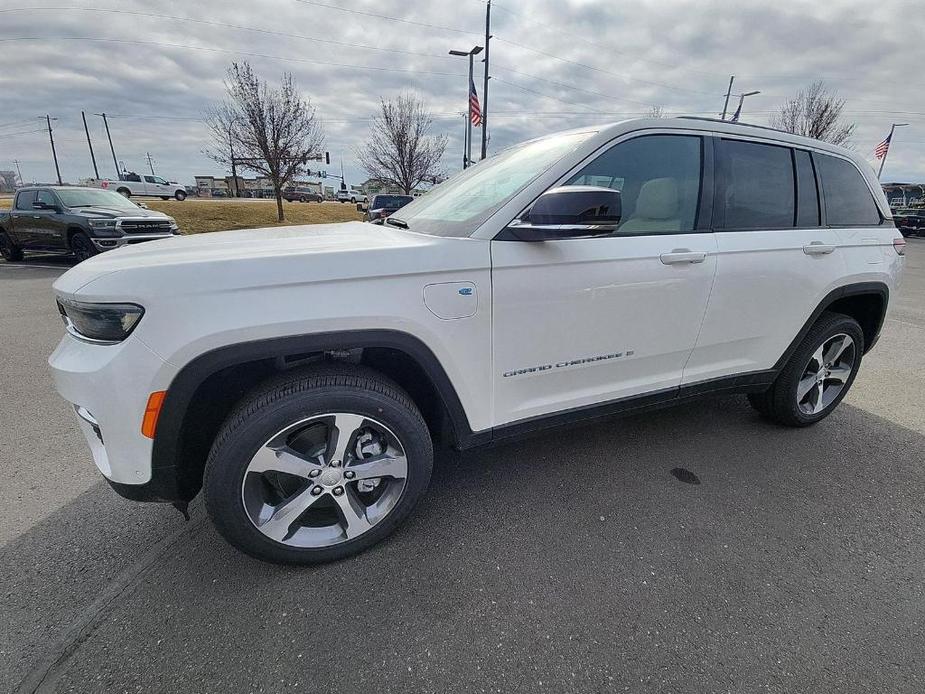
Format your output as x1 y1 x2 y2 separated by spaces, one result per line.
882 182 925 208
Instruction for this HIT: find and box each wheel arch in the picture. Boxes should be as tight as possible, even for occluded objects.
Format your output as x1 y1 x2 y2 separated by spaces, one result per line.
66 226 87 244
149 330 479 502
774 281 889 371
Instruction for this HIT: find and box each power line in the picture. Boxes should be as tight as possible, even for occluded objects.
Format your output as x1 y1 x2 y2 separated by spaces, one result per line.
0 128 47 140
0 7 457 62
0 37 466 78
291 0 479 36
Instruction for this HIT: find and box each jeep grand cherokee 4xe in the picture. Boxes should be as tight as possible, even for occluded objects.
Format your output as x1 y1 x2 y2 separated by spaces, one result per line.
49 118 904 564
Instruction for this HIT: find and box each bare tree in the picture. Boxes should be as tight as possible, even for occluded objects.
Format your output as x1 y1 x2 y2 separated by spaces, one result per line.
770 81 855 145
357 93 447 195
209 62 324 221
203 101 243 198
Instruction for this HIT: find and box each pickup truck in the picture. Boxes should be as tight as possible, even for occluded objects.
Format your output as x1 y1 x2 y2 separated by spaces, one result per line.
93 172 188 201
0 186 179 262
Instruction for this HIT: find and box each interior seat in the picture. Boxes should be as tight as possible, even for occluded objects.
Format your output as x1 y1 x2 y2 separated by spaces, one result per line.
619 177 681 233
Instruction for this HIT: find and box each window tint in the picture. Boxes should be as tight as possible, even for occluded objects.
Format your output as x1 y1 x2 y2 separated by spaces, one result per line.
717 139 794 229
565 134 702 234
816 154 881 226
153 176 168 185
14 190 35 210
35 190 56 207
794 150 820 227
144 176 156 183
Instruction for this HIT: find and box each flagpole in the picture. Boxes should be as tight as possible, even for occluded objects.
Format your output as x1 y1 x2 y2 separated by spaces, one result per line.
467 53 474 168
877 124 896 180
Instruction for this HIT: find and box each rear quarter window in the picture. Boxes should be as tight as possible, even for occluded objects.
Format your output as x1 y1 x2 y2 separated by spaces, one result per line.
14 190 36 210
816 154 882 227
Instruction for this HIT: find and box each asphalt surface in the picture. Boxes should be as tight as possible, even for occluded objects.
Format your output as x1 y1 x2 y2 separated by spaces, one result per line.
2 243 924 693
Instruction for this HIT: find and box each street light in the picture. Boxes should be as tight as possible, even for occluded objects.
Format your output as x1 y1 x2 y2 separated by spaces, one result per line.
449 45 483 169
730 90 760 122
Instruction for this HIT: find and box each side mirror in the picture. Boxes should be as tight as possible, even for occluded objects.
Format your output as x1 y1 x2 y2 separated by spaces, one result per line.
136 202 149 209
33 201 59 212
506 185 621 242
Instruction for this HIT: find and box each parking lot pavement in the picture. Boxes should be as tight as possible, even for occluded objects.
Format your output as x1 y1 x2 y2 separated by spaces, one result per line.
2 242 924 693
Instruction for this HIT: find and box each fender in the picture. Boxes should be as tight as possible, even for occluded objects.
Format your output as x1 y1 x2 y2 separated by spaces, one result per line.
772 281 889 371
141 330 482 503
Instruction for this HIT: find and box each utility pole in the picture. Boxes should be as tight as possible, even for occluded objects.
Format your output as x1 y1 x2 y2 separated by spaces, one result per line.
13 160 23 186
877 122 910 180
480 0 492 160
81 111 100 180
145 151 156 176
95 112 121 180
46 115 62 185
721 75 735 120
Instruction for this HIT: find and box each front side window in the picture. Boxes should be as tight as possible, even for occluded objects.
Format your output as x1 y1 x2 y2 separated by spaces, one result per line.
816 154 881 227
717 139 794 230
144 176 156 184
34 190 57 208
565 134 702 234
153 176 169 185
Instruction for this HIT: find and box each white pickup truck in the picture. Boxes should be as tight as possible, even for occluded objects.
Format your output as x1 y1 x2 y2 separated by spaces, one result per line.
94 172 187 201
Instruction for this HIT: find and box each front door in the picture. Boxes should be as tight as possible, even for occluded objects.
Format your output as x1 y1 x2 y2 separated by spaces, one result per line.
491 133 718 427
30 189 68 250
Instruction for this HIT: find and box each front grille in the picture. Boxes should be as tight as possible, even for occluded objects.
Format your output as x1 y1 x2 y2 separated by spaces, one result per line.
120 220 172 234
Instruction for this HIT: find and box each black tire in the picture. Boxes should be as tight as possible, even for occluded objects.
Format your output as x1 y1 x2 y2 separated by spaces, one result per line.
160 196 170 200
175 190 187 201
748 311 864 427
116 187 131 198
203 365 434 565
70 231 99 263
299 196 306 203
0 231 24 261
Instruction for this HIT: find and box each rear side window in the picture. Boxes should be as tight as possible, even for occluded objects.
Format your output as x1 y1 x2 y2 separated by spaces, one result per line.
14 190 35 210
794 150 820 227
816 154 881 227
716 139 794 230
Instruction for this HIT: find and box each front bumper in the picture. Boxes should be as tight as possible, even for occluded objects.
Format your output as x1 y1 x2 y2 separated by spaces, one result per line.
90 233 175 251
49 331 178 488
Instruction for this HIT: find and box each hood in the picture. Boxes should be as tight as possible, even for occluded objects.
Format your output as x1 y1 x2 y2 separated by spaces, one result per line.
70 206 172 220
52 221 484 298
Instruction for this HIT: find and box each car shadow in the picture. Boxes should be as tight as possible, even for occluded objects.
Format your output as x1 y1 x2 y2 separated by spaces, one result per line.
5 396 925 693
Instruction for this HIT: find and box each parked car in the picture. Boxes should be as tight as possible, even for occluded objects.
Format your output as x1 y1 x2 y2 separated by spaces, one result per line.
336 189 367 204
0 186 179 262
892 208 925 237
49 118 904 565
362 194 414 223
93 172 187 201
283 187 324 203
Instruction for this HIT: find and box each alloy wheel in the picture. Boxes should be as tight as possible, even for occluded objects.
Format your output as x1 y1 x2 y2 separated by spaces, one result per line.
796 333 855 415
241 412 408 548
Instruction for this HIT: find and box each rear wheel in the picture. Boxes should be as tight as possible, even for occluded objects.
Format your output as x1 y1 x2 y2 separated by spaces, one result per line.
0 231 24 261
175 190 187 201
203 366 434 564
116 188 131 198
70 231 99 263
748 312 863 426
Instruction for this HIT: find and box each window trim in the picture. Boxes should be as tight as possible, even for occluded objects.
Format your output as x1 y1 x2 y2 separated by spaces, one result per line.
496 130 712 240
793 148 822 228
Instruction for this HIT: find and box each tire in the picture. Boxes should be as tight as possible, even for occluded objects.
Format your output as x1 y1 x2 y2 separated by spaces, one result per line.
116 188 131 198
203 365 434 565
161 196 170 201
175 190 187 201
70 231 99 263
748 311 864 427
299 196 306 203
350 197 356 204
0 231 24 261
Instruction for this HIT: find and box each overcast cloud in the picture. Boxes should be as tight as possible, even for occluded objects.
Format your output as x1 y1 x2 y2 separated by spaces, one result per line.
1 0 923 187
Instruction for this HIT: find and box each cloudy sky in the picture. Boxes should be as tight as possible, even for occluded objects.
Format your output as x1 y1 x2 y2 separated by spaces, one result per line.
1 0 923 188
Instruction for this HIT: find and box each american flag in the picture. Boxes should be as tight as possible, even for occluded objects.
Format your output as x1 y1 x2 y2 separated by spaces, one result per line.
469 77 482 127
875 133 891 160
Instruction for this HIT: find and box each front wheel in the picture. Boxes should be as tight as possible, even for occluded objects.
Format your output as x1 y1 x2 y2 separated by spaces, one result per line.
748 312 863 426
174 190 187 201
70 231 99 263
203 366 434 564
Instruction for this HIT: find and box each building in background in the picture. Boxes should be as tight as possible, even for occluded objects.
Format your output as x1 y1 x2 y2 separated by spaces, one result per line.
882 182 925 208
194 175 323 198
0 171 18 193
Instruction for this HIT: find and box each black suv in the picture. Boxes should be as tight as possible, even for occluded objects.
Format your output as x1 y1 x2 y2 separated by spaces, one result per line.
363 194 414 223
0 186 179 262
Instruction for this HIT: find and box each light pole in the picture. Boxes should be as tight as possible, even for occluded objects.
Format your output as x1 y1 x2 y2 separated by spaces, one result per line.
449 45 483 169
721 75 735 120
82 111 100 180
94 113 121 180
730 90 760 122
45 115 62 185
877 122 909 180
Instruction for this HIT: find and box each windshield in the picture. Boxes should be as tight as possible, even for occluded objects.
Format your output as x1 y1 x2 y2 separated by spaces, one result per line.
374 195 413 208
57 188 141 210
393 131 594 237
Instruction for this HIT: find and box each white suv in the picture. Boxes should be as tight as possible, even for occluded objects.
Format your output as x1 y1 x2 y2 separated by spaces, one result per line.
49 118 905 564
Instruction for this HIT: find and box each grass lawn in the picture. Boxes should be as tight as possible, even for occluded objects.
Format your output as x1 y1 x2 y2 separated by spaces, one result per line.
0 197 363 234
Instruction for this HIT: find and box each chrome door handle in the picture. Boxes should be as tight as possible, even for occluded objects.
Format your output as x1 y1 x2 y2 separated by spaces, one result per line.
660 249 707 265
803 242 835 255
32 215 41 219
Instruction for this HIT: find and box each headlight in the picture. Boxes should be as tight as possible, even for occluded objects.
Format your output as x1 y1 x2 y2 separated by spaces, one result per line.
88 219 121 237
57 299 144 343
168 220 180 233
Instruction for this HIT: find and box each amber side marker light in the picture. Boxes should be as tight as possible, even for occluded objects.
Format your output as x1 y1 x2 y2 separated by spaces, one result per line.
141 391 167 439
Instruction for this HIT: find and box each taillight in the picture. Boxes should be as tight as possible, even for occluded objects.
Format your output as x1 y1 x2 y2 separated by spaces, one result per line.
893 237 906 256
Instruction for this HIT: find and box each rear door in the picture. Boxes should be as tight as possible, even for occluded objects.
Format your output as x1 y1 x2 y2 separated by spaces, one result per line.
7 190 36 246
683 137 847 384
31 190 68 250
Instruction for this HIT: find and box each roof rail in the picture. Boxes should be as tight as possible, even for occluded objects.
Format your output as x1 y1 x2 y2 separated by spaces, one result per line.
675 116 793 136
